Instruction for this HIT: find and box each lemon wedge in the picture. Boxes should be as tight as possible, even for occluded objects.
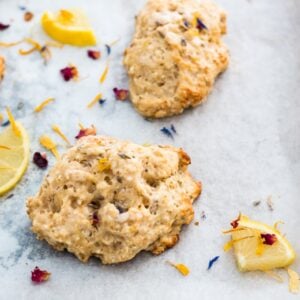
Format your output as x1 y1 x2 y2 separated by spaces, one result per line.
226 214 296 272
0 109 29 196
41 9 97 46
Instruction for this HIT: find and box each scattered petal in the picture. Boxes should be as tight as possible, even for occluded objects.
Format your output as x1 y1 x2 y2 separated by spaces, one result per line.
168 261 190 276
34 97 55 112
0 40 23 47
230 213 241 229
288 268 300 294
1 120 10 127
60 65 78 81
6 107 21 136
19 45 39 55
24 11 34 22
31 266 51 283
87 93 103 108
98 158 111 172
105 44 111 55
33 152 48 169
75 125 96 139
0 23 10 31
196 18 207 31
170 124 177 134
87 49 101 60
39 135 60 159
207 256 220 270
40 46 52 64
99 99 106 105
52 125 71 146
113 88 129 101
223 236 255 252
0 145 10 150
261 233 277 245
99 63 109 83
160 127 173 139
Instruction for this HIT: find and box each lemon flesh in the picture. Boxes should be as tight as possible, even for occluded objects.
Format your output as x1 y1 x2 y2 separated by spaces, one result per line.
0 121 29 196
41 9 97 46
232 215 296 272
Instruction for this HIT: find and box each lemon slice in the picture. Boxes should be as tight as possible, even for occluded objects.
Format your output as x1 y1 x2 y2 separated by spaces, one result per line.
41 9 97 46
0 109 29 196
228 215 296 272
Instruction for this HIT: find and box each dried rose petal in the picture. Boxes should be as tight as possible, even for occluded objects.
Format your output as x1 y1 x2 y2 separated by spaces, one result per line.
60 65 78 81
196 18 207 31
31 267 51 283
87 50 101 60
230 214 241 229
113 88 129 101
261 233 277 245
33 152 48 169
91 212 99 227
24 11 34 22
75 125 96 139
0 23 10 31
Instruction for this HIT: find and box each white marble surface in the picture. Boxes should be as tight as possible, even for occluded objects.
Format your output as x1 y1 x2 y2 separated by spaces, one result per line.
0 0 299 299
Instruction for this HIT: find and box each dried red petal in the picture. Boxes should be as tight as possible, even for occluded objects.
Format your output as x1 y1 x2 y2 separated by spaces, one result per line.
0 23 10 30
91 212 99 227
60 66 78 81
75 125 96 139
230 214 241 229
261 233 277 245
31 267 51 283
113 88 129 101
33 152 48 169
24 11 34 22
87 50 101 60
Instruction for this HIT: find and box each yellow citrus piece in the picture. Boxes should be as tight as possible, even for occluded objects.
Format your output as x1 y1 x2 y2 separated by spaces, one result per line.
230 215 296 272
0 117 29 196
41 9 96 46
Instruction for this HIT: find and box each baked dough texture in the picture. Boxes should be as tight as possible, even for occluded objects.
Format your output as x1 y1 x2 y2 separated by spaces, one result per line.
124 0 229 118
0 56 4 81
27 136 201 264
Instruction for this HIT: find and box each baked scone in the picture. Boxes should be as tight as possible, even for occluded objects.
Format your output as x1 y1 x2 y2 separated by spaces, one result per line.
0 56 5 81
124 0 229 118
27 136 201 264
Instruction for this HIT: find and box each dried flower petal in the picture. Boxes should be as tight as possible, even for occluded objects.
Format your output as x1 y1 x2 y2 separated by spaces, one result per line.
0 23 10 31
75 125 96 139
91 212 100 227
24 11 34 22
34 97 55 112
99 64 109 83
6 107 21 137
33 152 48 169
170 124 177 134
60 65 78 81
52 125 71 146
160 127 173 139
196 18 207 31
223 235 255 252
1 120 10 127
40 46 52 64
0 145 10 150
260 233 277 245
230 214 241 229
98 158 111 172
288 268 300 294
168 261 190 276
31 267 50 283
87 93 103 108
207 256 219 270
113 88 129 101
39 135 60 159
87 49 101 60
99 99 106 105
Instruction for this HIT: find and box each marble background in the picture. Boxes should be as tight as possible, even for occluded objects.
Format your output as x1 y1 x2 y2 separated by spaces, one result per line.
0 0 299 299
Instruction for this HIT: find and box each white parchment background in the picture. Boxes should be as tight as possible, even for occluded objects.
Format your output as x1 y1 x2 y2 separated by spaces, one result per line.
0 0 299 299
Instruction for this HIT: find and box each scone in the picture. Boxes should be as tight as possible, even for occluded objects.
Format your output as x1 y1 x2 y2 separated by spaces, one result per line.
124 0 229 118
0 56 5 81
27 135 201 264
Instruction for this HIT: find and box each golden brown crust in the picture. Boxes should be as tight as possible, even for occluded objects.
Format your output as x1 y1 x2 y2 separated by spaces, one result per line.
27 135 201 264
124 0 229 118
0 56 5 81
